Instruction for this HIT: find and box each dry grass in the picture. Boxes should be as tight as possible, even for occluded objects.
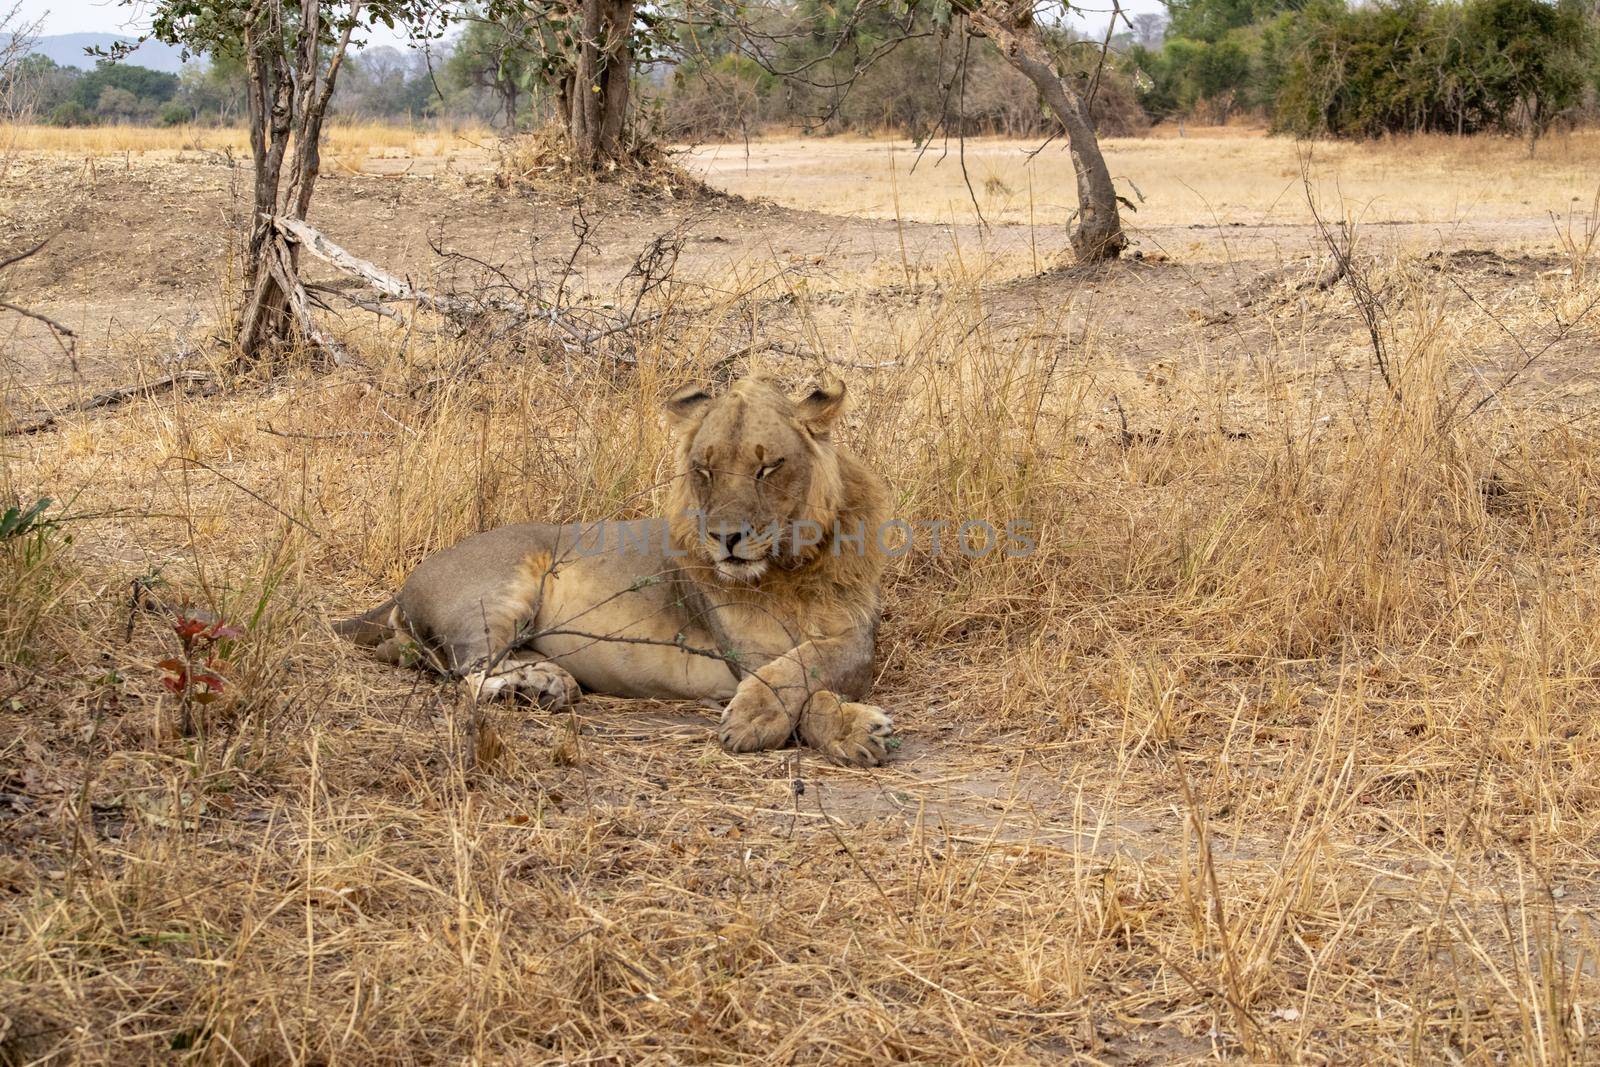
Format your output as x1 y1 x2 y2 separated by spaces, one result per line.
0 121 494 170
2 136 1600 1063
685 126 1600 232
14 121 1599 227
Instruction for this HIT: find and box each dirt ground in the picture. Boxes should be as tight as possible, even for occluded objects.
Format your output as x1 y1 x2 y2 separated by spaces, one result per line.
3 134 1600 1063
2 137 1591 406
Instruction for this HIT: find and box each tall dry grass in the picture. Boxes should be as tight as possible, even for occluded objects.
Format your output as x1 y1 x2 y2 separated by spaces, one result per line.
1 178 1599 1062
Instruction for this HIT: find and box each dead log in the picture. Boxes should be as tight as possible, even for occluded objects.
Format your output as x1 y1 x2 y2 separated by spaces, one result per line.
5 371 217 437
270 215 643 360
305 281 405 321
274 215 478 317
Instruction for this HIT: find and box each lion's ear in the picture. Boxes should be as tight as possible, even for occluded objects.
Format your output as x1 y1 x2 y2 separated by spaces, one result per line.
663 383 715 431
795 373 846 435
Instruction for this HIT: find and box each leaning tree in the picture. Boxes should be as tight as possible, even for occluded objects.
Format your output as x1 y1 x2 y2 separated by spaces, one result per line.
697 0 1127 261
470 0 1125 261
955 0 1126 261
128 0 442 360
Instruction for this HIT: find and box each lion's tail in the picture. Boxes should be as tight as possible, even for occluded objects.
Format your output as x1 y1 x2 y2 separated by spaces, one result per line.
332 598 399 647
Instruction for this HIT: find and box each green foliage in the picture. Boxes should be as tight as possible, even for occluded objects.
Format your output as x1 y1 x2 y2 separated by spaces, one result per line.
134 0 442 61
339 45 438 121
158 98 192 125
476 0 676 97
1165 0 1301 43
19 53 245 127
443 14 543 125
46 100 94 126
1130 0 1595 137
1129 31 1259 121
67 62 179 111
0 499 52 542
1270 0 1590 137
1463 0 1590 128
0 498 66 669
659 1 1147 140
176 54 248 121
24 59 184 125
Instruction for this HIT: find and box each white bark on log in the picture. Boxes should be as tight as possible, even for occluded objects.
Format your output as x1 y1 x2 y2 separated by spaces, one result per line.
273 215 473 316
269 215 642 361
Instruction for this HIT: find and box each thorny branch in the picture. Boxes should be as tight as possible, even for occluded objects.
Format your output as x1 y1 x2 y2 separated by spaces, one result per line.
1300 155 1397 402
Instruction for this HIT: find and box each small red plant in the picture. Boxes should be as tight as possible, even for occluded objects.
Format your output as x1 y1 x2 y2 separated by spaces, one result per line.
159 614 243 710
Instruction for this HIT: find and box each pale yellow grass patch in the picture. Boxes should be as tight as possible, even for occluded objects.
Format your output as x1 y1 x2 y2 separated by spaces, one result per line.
0 120 495 167
683 127 1600 231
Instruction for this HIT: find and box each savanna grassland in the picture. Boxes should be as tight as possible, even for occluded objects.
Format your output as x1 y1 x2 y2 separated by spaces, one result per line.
2 125 1599 1063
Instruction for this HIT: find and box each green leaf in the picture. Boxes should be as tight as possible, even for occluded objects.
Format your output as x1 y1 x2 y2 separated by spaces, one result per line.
0 498 52 540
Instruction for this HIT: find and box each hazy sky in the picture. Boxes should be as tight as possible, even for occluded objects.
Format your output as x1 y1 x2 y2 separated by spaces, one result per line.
14 0 1169 50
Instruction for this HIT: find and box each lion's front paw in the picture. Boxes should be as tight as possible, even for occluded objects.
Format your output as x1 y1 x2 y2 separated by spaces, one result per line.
719 680 797 754
469 659 581 709
800 691 893 767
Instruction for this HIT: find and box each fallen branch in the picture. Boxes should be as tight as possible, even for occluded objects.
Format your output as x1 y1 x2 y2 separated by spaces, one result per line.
5 370 217 436
1237 256 1347 310
0 239 50 274
1300 152 1396 401
271 215 657 363
306 281 406 322
275 215 477 317
0 238 78 362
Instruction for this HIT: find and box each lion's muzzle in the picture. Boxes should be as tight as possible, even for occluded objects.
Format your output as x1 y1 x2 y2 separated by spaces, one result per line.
705 522 776 582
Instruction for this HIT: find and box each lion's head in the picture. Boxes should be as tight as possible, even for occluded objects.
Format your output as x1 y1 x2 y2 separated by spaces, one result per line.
664 374 854 584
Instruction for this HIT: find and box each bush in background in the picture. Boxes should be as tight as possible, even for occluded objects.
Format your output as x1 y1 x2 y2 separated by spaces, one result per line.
1130 0 1597 140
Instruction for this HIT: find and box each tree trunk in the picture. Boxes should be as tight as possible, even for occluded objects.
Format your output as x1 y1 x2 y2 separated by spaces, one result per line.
235 0 362 362
962 6 1125 263
571 0 604 164
596 0 634 160
557 74 574 131
236 4 295 356
286 0 333 219
565 0 634 167
502 81 519 129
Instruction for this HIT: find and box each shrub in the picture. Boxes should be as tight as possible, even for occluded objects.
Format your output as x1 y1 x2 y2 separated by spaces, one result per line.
46 100 93 126
1269 0 1590 138
0 498 68 669
158 99 192 126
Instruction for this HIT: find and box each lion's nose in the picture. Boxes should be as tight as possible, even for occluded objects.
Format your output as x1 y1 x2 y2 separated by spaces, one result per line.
712 529 743 555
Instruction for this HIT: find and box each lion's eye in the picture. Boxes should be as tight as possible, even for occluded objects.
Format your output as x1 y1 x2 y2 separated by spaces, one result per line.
756 460 784 480
694 466 712 481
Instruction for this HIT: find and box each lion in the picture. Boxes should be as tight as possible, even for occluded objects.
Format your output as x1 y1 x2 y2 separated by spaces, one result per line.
334 372 895 767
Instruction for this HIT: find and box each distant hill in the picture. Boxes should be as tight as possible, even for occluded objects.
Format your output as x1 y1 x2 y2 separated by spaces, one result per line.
20 33 192 73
